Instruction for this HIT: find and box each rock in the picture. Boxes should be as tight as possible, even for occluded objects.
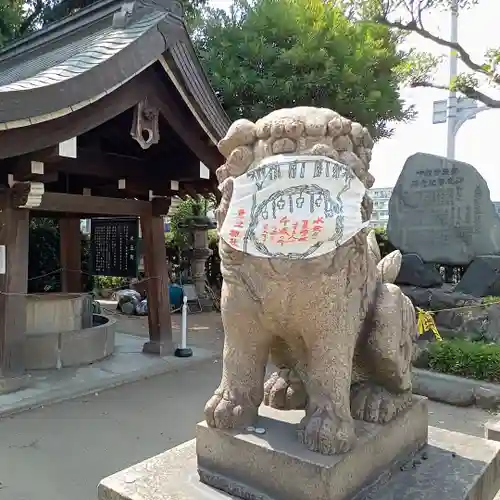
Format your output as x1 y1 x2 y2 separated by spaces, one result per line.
387 153 500 265
399 285 500 343
395 253 443 287
432 301 500 342
400 286 479 311
412 341 430 368
434 307 486 341
399 286 433 309
455 255 500 297
429 289 479 311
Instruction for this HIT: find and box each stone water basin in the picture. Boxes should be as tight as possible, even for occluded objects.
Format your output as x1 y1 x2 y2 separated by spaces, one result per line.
25 293 116 370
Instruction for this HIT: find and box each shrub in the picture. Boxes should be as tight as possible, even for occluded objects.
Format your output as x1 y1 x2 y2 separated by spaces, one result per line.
427 339 500 383
29 217 93 293
373 227 396 259
482 296 500 306
93 276 128 290
29 217 60 292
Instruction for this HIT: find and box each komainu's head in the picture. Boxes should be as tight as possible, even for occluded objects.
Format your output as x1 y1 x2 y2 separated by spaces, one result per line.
216 107 375 259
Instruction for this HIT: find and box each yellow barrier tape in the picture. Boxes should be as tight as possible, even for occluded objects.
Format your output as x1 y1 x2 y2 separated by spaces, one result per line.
416 307 443 342
426 299 500 314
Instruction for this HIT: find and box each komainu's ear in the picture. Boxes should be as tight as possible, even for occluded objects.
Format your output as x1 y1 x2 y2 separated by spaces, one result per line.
367 229 381 263
377 250 402 284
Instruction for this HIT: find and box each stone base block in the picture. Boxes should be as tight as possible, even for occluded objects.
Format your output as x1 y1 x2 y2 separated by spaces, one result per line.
0 374 30 395
197 398 428 500
485 418 500 442
98 423 500 500
141 340 173 357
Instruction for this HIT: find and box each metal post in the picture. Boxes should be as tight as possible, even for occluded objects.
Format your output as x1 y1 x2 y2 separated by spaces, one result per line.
175 295 193 357
446 0 459 160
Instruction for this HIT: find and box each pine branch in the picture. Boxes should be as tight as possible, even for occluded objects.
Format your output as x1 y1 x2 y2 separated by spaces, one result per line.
411 81 500 108
19 0 44 34
377 16 500 86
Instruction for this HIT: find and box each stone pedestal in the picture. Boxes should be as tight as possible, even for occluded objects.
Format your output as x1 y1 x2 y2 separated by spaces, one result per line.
98 396 500 500
197 400 428 500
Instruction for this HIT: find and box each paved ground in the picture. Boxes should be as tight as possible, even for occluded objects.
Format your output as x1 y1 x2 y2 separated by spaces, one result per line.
105 308 225 353
0 311 223 418
0 334 216 418
0 350 498 500
0 358 222 500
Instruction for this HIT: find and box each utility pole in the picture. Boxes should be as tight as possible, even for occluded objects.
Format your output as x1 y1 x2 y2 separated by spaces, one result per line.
432 0 490 156
446 0 459 160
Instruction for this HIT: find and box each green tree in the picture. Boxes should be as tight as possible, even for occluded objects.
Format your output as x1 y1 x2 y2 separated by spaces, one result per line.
167 195 214 249
0 0 206 48
0 0 30 44
359 0 500 108
28 217 61 293
194 0 416 139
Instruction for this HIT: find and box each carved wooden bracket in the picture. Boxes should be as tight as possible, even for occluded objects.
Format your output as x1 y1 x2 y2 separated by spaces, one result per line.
113 0 184 29
130 99 160 150
11 181 45 209
113 1 137 28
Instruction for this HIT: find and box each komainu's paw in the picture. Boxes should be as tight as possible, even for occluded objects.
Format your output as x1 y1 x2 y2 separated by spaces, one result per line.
298 406 356 455
350 383 412 424
204 389 258 429
264 369 307 410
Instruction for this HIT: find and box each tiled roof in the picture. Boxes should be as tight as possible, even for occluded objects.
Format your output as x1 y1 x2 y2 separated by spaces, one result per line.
0 12 165 91
0 0 230 140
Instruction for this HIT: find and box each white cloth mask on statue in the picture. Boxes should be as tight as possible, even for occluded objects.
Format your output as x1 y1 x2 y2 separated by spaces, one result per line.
219 154 368 260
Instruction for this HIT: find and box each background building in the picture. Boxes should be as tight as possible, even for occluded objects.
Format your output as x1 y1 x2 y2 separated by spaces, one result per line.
493 201 500 217
368 187 393 229
368 190 500 229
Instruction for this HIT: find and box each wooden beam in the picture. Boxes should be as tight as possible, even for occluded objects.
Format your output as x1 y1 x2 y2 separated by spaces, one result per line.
140 212 173 356
147 78 223 172
94 180 174 198
151 197 172 216
0 202 29 378
30 192 152 217
44 150 145 179
0 72 150 160
60 218 82 293
13 148 201 189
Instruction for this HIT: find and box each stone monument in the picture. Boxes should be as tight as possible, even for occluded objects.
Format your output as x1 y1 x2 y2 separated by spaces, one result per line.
387 152 500 266
98 109 500 500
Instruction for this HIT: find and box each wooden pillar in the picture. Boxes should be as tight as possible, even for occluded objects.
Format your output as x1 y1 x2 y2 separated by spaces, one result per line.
59 218 82 293
140 210 173 356
0 201 30 391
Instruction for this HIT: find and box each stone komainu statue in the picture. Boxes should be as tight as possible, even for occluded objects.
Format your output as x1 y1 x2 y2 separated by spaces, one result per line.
205 107 416 455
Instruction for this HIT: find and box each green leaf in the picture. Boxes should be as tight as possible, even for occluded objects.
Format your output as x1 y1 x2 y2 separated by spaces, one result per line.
194 0 415 139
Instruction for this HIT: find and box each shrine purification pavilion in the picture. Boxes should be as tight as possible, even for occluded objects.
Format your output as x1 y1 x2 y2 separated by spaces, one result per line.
0 0 230 392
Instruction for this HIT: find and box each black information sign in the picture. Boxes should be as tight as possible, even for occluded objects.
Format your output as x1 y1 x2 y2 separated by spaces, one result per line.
91 217 139 277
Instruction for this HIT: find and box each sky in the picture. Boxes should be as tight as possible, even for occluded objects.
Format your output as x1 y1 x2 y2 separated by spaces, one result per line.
210 0 500 199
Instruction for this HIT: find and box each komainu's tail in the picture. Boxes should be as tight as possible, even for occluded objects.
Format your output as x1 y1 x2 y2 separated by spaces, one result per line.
367 229 401 284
